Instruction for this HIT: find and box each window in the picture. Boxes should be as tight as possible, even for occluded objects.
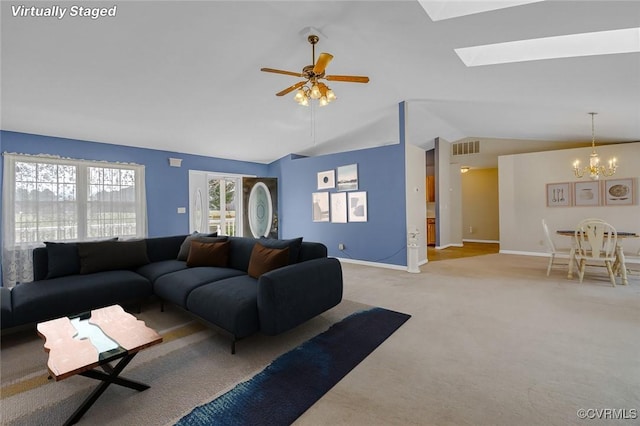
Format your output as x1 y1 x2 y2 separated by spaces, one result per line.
2 153 147 286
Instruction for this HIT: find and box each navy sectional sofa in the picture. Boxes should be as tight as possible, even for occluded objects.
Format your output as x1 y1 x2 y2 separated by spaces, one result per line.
0 235 343 353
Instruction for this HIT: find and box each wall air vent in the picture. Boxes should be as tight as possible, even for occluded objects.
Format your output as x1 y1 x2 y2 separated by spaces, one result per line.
452 140 480 156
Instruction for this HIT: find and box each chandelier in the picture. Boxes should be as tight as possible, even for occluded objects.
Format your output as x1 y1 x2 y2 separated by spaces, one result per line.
573 112 617 180
293 79 336 107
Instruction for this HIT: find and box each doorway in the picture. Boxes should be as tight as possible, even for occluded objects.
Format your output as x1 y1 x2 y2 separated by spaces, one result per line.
188 171 246 236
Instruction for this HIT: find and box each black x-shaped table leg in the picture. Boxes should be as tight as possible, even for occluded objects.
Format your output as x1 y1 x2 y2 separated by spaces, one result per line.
64 352 149 426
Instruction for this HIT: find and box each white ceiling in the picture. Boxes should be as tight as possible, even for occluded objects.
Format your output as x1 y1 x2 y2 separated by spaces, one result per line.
2 1 639 164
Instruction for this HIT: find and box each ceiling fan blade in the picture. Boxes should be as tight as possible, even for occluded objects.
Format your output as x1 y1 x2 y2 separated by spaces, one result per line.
261 68 304 77
325 75 370 83
276 81 306 96
313 53 333 74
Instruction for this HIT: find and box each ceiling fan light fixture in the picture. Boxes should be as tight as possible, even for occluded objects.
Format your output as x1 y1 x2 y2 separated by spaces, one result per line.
294 88 306 103
261 34 368 107
310 83 321 99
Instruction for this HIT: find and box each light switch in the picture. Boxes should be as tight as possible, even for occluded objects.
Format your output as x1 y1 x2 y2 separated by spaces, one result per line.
177 207 186 214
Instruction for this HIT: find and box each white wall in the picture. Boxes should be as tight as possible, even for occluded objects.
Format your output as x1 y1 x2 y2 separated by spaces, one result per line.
435 137 463 248
405 142 427 264
449 161 463 245
499 142 640 255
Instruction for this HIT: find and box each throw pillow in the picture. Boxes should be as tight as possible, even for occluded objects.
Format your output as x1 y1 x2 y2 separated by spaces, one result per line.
176 232 219 261
78 239 150 274
247 243 290 279
186 240 230 267
258 237 303 264
43 237 118 279
45 242 80 279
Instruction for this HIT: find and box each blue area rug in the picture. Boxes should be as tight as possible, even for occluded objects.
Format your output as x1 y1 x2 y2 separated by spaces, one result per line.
175 307 411 426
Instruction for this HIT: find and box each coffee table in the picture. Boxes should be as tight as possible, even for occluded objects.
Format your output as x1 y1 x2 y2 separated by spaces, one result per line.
37 304 162 425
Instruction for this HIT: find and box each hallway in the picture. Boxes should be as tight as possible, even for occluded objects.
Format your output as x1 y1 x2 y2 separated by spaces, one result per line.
427 242 499 262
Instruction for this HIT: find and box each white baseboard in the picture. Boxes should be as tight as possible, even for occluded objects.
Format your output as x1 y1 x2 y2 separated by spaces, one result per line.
499 250 551 257
435 243 464 250
499 250 575 260
463 239 500 244
337 257 427 272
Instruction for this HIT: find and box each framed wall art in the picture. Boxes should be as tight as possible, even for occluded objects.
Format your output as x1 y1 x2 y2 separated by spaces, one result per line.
312 192 330 222
348 192 367 222
604 178 635 206
337 164 358 191
574 181 601 207
546 182 571 207
317 170 335 190
330 192 347 223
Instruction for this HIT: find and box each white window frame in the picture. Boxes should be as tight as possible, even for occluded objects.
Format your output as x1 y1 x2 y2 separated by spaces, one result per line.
2 153 147 286
188 170 253 237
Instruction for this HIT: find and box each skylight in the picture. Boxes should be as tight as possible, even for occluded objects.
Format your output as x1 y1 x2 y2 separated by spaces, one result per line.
418 0 544 21
455 27 640 67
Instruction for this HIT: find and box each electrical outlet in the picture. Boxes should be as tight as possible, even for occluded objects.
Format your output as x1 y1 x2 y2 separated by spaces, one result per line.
338 243 345 251
469 226 473 234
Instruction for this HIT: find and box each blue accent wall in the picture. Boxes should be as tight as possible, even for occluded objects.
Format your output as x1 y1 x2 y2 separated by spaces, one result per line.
0 131 268 238
2 101 409 274
267 103 408 266
269 144 407 266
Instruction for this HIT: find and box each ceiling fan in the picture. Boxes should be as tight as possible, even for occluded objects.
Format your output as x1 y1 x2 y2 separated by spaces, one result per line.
261 35 369 106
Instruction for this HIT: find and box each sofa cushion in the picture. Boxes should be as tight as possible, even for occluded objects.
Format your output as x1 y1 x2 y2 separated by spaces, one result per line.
259 237 303 264
135 259 188 283
227 237 258 272
187 241 230 267
248 243 290 279
186 275 260 339
10 271 152 326
45 242 81 279
145 235 188 262
78 240 150 274
176 232 221 261
154 267 245 308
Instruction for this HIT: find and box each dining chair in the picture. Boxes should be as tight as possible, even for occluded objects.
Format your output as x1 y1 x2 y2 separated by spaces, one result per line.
542 219 573 276
574 220 618 287
622 248 640 277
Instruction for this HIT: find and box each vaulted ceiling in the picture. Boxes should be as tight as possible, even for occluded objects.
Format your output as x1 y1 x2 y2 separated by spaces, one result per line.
2 1 639 163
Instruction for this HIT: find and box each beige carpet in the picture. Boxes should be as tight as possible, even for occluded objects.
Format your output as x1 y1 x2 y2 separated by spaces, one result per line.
2 253 639 426
298 254 640 426
0 298 371 425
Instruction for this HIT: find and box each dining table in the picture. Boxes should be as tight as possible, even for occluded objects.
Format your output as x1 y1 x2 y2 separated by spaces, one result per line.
556 230 639 285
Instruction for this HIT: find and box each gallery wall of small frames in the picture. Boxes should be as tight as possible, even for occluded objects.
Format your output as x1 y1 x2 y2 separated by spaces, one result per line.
313 164 368 223
546 178 636 207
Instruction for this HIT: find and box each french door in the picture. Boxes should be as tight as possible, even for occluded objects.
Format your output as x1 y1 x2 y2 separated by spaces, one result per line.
188 171 244 236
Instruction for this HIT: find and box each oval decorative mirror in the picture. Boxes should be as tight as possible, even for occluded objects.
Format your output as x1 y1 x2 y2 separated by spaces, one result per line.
248 182 273 238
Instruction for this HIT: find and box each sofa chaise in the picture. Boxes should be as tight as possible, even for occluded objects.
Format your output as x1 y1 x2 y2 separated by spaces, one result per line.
0 234 343 353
